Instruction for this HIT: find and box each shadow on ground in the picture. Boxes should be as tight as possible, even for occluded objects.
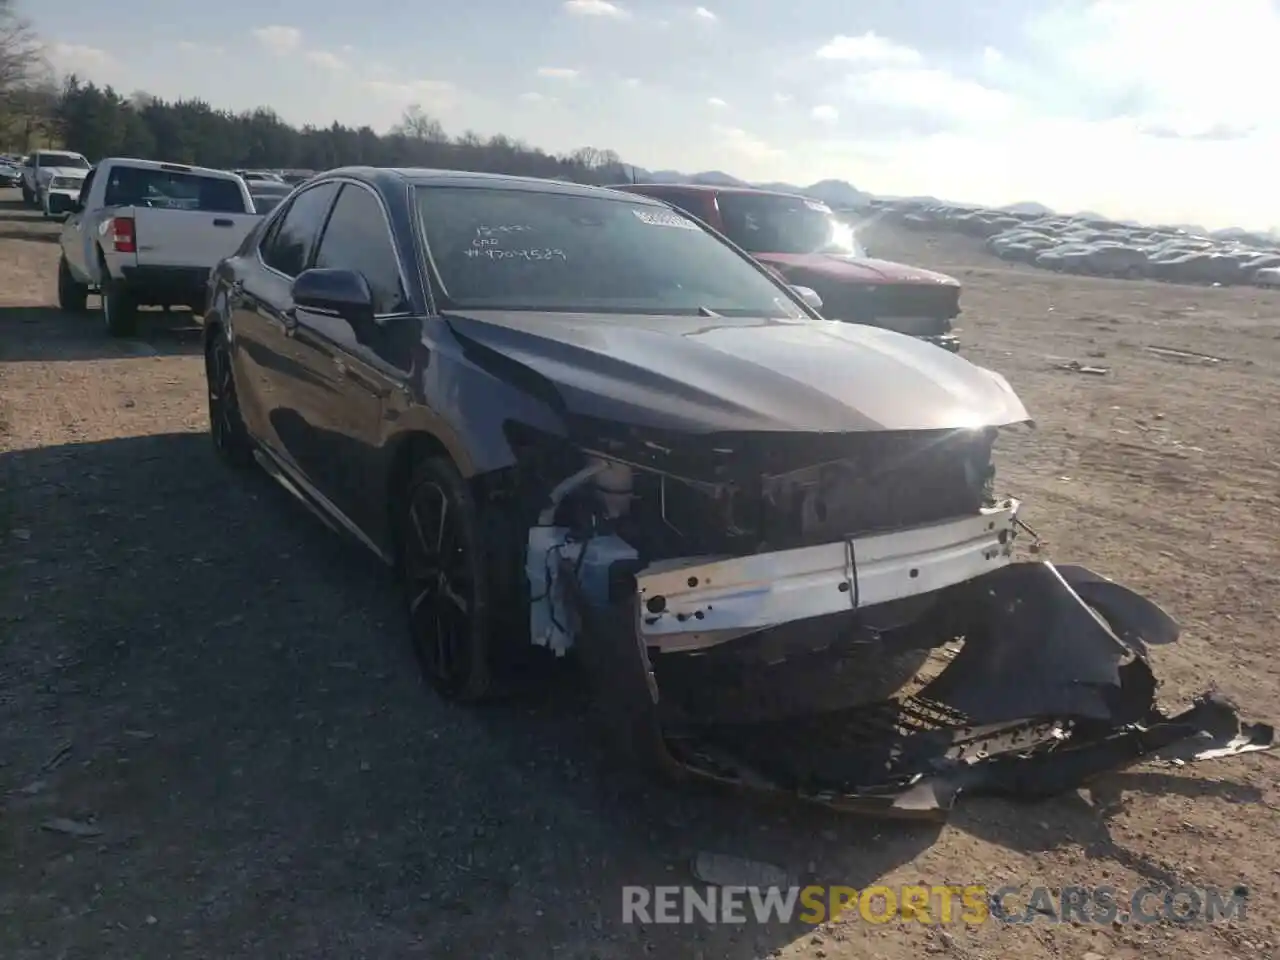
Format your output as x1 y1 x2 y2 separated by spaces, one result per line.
0 227 57 242
0 433 939 959
0 305 203 361
1 433 1263 958
0 208 47 223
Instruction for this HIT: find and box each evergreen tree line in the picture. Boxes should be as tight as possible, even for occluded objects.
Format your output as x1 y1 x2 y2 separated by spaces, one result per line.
47 76 633 184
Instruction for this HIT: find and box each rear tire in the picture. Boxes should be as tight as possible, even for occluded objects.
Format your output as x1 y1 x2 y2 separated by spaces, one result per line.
102 278 138 338
57 255 89 312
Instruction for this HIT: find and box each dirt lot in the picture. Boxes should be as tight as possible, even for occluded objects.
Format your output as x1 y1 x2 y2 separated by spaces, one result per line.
1 188 1278 960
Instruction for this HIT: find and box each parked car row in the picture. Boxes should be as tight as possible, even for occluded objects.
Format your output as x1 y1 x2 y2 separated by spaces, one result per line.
42 157 968 359
0 155 23 187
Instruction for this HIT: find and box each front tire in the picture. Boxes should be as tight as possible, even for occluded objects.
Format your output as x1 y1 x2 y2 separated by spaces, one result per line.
102 278 138 337
57 255 89 312
205 327 254 468
399 456 501 703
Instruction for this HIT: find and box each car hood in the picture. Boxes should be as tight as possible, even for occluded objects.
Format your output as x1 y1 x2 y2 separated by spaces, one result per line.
755 252 959 287
443 310 1028 435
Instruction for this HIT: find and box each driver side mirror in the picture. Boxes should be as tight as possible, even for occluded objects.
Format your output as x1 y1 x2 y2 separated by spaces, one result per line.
291 268 375 328
790 285 824 311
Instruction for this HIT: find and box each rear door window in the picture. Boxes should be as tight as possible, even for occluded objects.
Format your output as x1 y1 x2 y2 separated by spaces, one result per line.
103 166 247 214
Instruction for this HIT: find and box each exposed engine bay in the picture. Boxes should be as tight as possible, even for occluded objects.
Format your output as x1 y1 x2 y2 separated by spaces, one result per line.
517 425 1274 817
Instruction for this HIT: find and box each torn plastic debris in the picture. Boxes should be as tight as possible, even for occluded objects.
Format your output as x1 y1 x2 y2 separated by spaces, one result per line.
568 558 1275 818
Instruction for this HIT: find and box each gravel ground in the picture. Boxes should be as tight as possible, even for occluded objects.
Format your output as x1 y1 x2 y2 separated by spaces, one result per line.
1 189 1278 959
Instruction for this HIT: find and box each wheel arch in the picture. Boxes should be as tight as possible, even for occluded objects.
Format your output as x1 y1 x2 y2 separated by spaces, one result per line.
203 317 223 352
94 243 111 286
383 430 466 562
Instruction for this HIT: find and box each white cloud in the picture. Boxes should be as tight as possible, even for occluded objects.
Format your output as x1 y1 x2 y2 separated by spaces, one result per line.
305 50 347 71
810 104 838 123
772 93 792 105
840 67 1014 127
176 40 225 56
45 42 117 74
519 91 558 104
707 97 728 108
250 26 303 56
563 0 630 18
1026 0 1280 136
713 125 784 163
815 32 921 67
693 6 717 21
363 78 458 112
622 77 642 88
537 67 580 79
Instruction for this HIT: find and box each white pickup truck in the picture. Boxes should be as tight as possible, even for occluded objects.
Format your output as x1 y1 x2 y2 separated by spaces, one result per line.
20 149 90 212
57 158 259 337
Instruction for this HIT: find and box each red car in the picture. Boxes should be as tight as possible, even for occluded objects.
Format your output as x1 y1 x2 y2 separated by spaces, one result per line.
613 183 961 351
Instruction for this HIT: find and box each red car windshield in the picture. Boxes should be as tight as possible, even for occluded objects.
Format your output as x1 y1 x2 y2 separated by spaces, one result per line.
716 193 864 257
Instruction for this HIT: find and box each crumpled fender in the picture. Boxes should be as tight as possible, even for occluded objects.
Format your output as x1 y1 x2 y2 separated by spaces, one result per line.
570 557 1276 817
917 561 1173 724
1056 563 1180 652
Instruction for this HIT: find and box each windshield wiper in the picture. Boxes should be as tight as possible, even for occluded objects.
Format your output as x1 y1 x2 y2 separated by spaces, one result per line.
697 306 722 318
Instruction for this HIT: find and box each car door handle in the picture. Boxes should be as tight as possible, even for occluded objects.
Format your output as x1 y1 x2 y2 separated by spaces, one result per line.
213 218 234 227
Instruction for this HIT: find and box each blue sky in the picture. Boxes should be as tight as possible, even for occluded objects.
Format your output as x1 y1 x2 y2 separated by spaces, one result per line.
29 0 1280 229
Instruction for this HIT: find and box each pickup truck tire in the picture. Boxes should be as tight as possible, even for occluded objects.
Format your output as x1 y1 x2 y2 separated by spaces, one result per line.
57 255 89 313
102 279 139 338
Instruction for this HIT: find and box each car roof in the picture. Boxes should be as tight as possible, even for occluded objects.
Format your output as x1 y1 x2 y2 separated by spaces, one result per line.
316 166 668 204
615 182 812 201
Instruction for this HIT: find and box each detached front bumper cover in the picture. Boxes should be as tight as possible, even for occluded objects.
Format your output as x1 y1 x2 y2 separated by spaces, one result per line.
574 558 1274 818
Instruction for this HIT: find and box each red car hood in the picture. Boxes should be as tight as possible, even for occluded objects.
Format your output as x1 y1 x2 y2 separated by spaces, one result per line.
756 252 959 287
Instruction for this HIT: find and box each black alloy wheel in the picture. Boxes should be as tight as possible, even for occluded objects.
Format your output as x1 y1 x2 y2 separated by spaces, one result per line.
401 456 497 702
205 330 254 467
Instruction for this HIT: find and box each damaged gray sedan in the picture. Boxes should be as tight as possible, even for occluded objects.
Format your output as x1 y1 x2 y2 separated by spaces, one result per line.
202 168 1274 816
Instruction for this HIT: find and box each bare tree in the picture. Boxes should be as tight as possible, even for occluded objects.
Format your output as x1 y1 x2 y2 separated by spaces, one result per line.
570 146 603 169
392 103 448 143
0 0 43 103
0 1 49 149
